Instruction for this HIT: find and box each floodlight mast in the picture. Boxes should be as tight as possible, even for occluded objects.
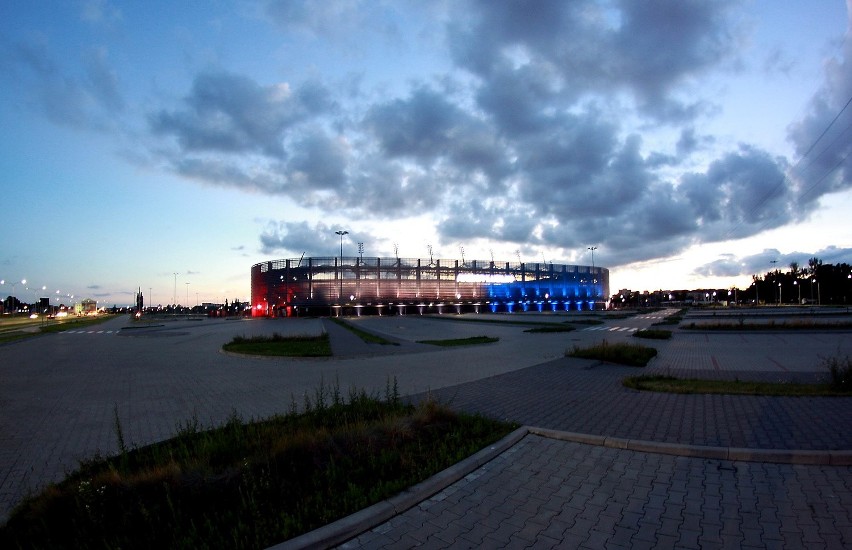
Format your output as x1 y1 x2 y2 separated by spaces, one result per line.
335 230 349 301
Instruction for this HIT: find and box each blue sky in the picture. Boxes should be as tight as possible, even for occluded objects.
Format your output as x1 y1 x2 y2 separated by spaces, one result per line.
2 0 851 307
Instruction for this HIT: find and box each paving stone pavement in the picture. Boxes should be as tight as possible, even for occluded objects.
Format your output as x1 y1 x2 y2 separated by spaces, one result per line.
326 312 852 549
2 310 851 549
342 435 852 549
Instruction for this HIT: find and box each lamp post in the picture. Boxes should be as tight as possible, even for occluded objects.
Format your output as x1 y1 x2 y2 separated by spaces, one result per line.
588 246 597 269
173 272 178 307
185 282 190 311
778 282 782 306
335 230 348 301
3 278 26 316
794 280 800 305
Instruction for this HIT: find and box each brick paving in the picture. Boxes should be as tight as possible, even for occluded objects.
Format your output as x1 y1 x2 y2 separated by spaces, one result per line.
342 436 852 549
1 309 851 549
336 311 852 549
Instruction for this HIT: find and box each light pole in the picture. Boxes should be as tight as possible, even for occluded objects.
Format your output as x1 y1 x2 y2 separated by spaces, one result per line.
778 283 782 306
185 282 190 310
588 246 597 269
3 279 26 316
173 272 178 307
794 280 800 305
335 230 348 301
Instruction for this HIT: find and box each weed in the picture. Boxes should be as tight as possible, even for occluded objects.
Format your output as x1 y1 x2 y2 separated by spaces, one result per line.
113 404 128 456
416 336 499 346
524 325 575 333
622 374 852 396
223 333 331 356
1 379 515 549
633 329 672 340
567 339 657 367
824 354 852 391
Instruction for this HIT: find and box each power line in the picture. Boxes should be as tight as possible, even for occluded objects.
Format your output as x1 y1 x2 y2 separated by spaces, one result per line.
720 90 852 241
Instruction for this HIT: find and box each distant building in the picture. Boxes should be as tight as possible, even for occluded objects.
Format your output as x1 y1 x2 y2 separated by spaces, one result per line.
76 299 98 315
251 256 609 317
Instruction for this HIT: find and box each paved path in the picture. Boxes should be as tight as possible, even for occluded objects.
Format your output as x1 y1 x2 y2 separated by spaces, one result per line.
1 310 851 549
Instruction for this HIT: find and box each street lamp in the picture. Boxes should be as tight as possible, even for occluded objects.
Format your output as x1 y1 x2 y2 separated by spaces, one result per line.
335 230 348 301
778 282 782 306
793 279 800 305
588 246 597 269
2 278 26 316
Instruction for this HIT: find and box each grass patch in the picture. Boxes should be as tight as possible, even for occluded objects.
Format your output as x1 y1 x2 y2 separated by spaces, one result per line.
524 325 576 333
416 335 499 346
633 329 672 340
0 382 515 548
0 331 33 344
652 309 687 326
567 340 657 367
222 333 331 356
329 317 398 345
623 374 852 396
40 315 113 334
682 320 852 331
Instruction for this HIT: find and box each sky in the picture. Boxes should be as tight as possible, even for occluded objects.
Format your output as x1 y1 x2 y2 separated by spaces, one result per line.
1 0 851 307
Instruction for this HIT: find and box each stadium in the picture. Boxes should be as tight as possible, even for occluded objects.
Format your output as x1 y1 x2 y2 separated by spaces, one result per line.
251 257 609 317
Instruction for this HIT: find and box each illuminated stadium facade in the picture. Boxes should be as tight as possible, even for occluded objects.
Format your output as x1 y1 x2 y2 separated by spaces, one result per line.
251 257 609 317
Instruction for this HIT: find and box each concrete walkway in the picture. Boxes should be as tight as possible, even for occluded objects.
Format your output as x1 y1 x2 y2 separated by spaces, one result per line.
1 310 851 548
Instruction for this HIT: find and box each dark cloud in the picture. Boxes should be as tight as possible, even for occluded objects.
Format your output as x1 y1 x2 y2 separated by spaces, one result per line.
680 145 792 239
787 20 852 205
260 220 355 255
287 130 349 190
449 0 738 122
171 156 287 194
613 0 737 115
150 72 330 159
135 1 840 275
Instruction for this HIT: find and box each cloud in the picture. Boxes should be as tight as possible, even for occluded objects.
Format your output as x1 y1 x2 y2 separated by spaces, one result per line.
3 36 125 128
260 220 339 255
694 246 852 279
80 0 123 26
83 47 124 112
448 0 739 122
680 144 793 239
136 1 839 275
150 72 330 159
287 129 350 190
786 13 852 206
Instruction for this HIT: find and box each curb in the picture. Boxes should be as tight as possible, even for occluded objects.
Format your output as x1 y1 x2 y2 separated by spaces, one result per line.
526 427 852 465
269 426 528 550
268 427 852 549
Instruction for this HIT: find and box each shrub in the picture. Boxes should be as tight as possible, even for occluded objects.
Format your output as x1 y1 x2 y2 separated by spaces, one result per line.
567 340 657 367
633 329 672 340
825 354 852 392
